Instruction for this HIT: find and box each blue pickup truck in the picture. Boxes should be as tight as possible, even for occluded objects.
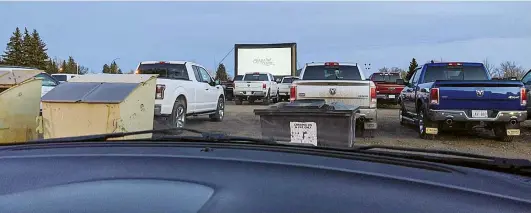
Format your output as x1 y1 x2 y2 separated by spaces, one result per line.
398 62 527 142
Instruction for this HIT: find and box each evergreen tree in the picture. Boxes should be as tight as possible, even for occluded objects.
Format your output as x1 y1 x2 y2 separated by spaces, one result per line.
215 63 229 81
2 27 24 66
405 58 418 81
46 58 60 74
21 28 33 67
30 29 49 70
63 56 78 74
102 64 111 73
60 60 67 73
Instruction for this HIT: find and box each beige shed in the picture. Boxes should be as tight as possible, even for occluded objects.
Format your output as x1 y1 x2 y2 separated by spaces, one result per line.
0 69 42 143
41 74 157 140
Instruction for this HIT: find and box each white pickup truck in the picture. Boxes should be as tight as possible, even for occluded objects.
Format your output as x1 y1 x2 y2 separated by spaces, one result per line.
290 62 378 137
233 72 279 105
278 76 299 102
135 61 225 128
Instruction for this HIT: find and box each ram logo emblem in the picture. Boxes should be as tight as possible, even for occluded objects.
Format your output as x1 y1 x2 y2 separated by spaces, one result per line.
329 88 337 95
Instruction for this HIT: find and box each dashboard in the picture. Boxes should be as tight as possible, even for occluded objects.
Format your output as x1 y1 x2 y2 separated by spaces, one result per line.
0 142 530 213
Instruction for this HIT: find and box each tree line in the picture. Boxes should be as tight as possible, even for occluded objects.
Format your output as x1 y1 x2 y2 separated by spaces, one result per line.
0 27 124 75
378 58 528 82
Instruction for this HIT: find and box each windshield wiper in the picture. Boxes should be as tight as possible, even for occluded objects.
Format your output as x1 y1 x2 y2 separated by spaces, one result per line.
22 128 277 145
352 145 531 176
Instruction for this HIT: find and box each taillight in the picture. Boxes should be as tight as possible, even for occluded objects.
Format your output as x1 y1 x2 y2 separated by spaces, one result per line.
262 83 266 89
370 86 376 107
521 87 527 106
156 84 165 99
290 85 297 102
430 88 439 105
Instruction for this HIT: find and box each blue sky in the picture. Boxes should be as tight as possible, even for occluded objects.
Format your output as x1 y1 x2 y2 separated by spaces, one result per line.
1 1 530 77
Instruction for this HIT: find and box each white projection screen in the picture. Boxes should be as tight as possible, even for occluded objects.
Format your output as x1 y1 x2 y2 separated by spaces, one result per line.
237 47 292 76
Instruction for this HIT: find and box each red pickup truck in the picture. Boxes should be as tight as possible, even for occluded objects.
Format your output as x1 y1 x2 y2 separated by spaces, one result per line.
369 72 405 105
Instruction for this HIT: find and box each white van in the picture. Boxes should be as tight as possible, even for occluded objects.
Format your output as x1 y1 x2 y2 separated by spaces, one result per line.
51 73 78 82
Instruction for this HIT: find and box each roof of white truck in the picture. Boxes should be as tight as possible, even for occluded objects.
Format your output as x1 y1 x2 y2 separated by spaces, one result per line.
139 61 189 65
244 72 271 75
305 62 359 67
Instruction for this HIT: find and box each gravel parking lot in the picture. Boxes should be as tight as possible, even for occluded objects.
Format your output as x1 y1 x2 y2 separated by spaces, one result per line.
156 101 531 160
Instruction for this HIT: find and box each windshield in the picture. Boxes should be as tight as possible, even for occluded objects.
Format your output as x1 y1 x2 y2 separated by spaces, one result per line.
371 73 400 83
137 63 189 80
303 65 362 80
52 75 67 81
244 74 268 81
3 1 531 176
423 66 488 82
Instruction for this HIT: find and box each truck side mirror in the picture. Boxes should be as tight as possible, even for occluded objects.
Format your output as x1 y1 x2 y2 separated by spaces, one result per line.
396 79 404 85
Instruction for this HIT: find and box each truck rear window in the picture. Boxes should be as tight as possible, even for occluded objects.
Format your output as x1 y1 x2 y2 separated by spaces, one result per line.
371 73 401 82
244 74 268 81
302 65 362 80
281 77 297 83
233 75 243 81
137 63 189 80
423 66 488 83
52 75 67 81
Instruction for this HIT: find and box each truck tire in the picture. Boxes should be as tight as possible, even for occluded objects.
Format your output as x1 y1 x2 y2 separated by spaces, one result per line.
169 98 186 128
417 106 436 140
493 123 518 142
273 90 279 103
209 96 224 122
263 91 271 105
399 104 407 126
235 98 242 105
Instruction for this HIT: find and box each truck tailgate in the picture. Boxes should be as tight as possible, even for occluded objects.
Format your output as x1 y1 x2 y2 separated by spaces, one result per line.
278 84 290 93
375 83 404 94
294 80 371 107
435 81 524 110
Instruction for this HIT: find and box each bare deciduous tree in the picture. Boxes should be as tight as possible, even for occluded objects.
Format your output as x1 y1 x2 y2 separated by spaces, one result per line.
496 61 526 80
482 58 498 78
378 67 389 72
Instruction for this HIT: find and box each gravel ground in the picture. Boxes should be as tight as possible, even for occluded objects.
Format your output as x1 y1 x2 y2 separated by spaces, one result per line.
155 101 531 160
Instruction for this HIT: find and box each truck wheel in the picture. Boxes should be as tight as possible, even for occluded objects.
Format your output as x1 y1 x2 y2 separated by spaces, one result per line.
209 97 224 122
493 123 517 142
263 92 271 105
417 107 435 140
235 98 242 105
273 91 279 103
399 104 407 126
169 98 186 128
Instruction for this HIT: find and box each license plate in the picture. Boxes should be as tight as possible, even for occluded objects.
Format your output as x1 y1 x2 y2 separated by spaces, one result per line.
507 129 520 136
290 122 318 146
364 122 377 129
471 110 488 118
388 95 395 99
426 128 438 135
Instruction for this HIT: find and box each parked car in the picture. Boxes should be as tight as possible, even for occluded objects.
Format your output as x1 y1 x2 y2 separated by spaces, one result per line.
369 72 404 105
278 76 298 101
233 72 279 105
51 73 78 82
522 69 531 119
135 61 225 128
290 62 377 137
399 62 527 141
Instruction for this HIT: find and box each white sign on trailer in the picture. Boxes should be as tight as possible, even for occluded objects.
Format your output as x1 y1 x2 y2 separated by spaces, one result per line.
237 47 292 76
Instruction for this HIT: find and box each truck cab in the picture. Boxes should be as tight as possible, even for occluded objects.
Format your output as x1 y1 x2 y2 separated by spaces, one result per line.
399 62 527 141
135 61 225 128
522 69 531 119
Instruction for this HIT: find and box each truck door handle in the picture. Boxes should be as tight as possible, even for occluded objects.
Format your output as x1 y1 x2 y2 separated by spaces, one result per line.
205 88 209 90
